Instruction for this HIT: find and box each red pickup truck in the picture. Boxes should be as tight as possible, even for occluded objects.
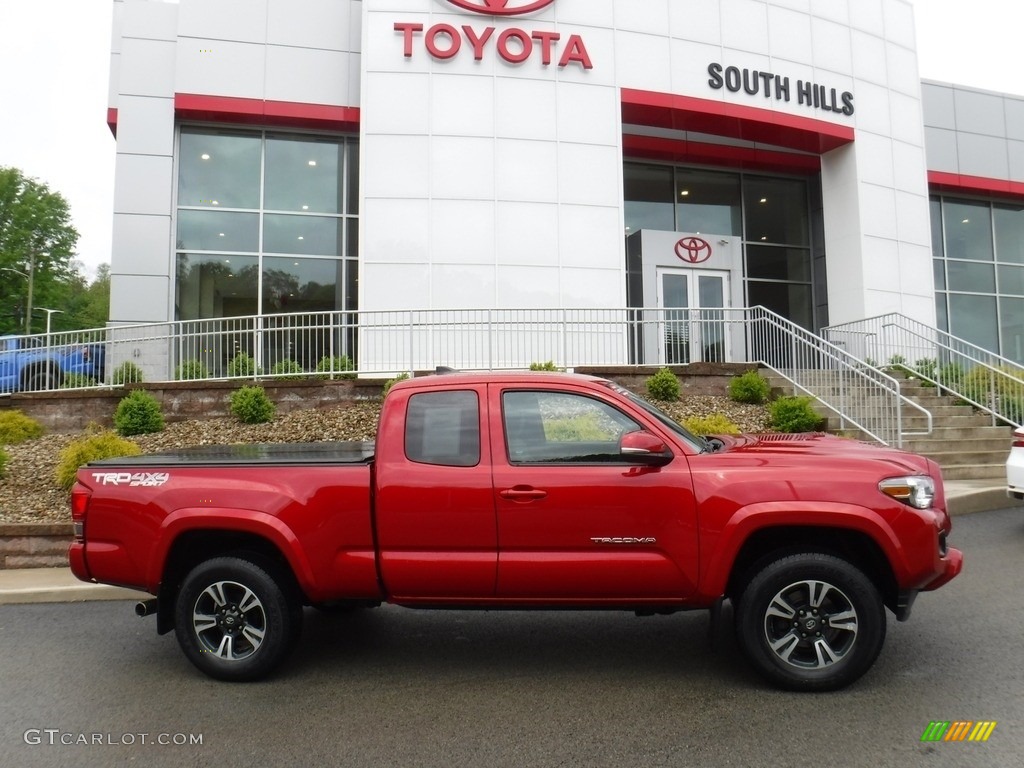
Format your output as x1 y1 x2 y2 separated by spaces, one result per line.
69 371 962 691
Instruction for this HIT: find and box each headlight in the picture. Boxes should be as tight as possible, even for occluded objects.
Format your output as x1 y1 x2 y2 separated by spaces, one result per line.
879 476 936 509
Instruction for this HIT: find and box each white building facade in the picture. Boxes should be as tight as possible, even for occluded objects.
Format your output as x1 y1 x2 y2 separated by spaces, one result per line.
105 0 1024 371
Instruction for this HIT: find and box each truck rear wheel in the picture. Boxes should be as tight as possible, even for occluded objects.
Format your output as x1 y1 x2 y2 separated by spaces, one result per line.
174 556 300 681
735 553 886 692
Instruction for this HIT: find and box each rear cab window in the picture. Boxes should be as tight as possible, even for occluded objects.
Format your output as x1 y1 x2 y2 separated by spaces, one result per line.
404 390 481 467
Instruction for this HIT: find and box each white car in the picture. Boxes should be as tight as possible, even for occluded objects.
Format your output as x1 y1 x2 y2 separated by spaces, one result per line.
1009 426 1024 501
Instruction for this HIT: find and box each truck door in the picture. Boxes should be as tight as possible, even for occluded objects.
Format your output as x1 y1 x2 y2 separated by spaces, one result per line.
374 387 498 600
490 385 700 602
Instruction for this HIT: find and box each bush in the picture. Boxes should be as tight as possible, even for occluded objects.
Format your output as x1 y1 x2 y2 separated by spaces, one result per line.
682 414 741 435
113 389 165 436
0 410 45 444
382 372 410 397
0 447 8 479
529 361 559 371
175 359 210 380
230 386 275 424
60 373 98 389
769 396 823 433
728 370 770 404
646 367 680 402
271 359 305 380
315 355 356 380
55 431 141 492
227 352 258 378
112 361 144 385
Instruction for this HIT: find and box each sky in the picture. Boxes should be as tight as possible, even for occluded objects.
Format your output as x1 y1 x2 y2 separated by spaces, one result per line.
0 0 1021 283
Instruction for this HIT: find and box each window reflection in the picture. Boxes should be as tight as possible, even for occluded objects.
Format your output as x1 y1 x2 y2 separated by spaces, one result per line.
677 169 741 235
262 256 343 314
265 135 344 214
263 214 344 256
178 131 261 209
177 210 259 253
175 254 259 320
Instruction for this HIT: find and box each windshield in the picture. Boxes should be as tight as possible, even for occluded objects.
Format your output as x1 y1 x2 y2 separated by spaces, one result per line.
599 380 709 452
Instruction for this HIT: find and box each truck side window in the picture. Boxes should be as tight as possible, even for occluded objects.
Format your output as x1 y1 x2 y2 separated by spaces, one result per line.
503 391 640 463
405 390 480 467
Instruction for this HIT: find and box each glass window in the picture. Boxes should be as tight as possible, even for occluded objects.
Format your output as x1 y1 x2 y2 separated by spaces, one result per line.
346 141 360 215
946 260 995 293
744 177 809 246
503 391 640 463
995 204 1024 264
175 254 259 321
178 130 261 209
265 135 344 214
405 391 480 467
747 281 813 330
263 214 345 256
943 200 993 261
177 210 259 253
745 245 811 282
623 163 674 234
933 258 946 291
948 293 998 351
998 265 1024 296
677 169 741 236
1000 297 1024 364
930 198 944 259
262 256 343 314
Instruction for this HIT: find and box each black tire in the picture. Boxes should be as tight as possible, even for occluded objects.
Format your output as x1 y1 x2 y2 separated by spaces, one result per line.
734 553 886 692
25 368 59 391
174 556 301 681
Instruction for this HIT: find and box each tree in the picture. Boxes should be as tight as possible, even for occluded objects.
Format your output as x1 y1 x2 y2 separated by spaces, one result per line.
0 167 80 335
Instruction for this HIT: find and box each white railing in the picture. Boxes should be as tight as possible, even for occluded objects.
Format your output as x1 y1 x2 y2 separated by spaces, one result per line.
824 313 1024 429
2 306 931 445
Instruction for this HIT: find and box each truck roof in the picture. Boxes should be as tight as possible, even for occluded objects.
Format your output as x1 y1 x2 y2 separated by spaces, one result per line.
386 370 609 392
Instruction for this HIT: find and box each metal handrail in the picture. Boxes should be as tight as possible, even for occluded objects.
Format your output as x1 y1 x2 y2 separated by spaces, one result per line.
1 306 934 445
824 313 1024 429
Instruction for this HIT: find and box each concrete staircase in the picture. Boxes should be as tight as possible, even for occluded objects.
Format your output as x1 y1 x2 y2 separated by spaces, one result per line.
763 368 1012 481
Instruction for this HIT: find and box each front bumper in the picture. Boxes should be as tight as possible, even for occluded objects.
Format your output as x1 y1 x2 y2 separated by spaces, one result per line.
922 546 964 591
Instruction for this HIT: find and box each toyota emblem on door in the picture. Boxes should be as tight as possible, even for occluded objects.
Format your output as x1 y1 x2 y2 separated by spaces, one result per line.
446 0 556 15
675 237 712 264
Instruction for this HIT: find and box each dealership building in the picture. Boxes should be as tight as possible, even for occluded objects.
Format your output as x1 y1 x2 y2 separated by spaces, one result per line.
105 0 1024 371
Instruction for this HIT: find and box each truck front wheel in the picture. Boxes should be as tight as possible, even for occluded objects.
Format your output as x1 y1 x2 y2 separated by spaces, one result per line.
735 553 886 692
174 557 300 681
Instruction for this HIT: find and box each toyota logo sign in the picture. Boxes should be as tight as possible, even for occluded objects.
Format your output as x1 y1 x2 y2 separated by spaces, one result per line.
675 237 712 264
446 0 555 14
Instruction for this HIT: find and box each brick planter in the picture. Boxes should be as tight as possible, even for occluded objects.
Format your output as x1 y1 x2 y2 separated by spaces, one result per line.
0 524 73 569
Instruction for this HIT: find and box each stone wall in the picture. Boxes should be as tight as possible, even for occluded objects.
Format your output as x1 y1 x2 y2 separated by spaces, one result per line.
0 524 72 569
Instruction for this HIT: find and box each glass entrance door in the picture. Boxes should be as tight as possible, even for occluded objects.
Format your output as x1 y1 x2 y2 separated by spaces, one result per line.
656 269 729 364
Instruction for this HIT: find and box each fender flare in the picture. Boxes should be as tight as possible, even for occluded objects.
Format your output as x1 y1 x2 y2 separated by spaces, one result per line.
147 507 317 598
698 501 907 600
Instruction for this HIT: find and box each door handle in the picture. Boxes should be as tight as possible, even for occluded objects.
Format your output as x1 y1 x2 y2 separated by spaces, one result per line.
499 487 548 502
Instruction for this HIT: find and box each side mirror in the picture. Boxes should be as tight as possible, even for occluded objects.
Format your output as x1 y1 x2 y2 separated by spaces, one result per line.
619 430 673 466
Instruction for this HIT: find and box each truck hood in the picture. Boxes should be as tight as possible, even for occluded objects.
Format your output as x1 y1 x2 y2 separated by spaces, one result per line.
710 432 931 475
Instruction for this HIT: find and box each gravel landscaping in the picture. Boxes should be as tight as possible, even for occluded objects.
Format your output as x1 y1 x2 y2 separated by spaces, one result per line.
0 395 769 525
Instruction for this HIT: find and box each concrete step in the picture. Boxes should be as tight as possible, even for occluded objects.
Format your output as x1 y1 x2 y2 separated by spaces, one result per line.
910 450 1009 467
939 464 1007 481
901 437 1010 454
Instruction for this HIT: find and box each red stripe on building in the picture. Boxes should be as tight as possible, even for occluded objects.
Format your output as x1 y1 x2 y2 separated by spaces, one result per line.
174 94 361 132
621 88 854 155
928 170 1024 201
623 134 821 174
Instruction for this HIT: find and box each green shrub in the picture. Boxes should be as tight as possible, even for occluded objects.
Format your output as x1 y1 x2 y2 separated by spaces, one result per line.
0 410 45 444
888 354 906 367
112 361 144 385
0 447 8 479
529 361 559 371
728 370 770 404
230 386 275 424
543 413 616 441
175 359 210 380
227 352 258 378
682 413 741 435
113 389 165 436
315 355 356 380
769 396 823 433
382 372 410 397
55 431 141 492
60 373 98 389
271 359 305 380
646 368 680 402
